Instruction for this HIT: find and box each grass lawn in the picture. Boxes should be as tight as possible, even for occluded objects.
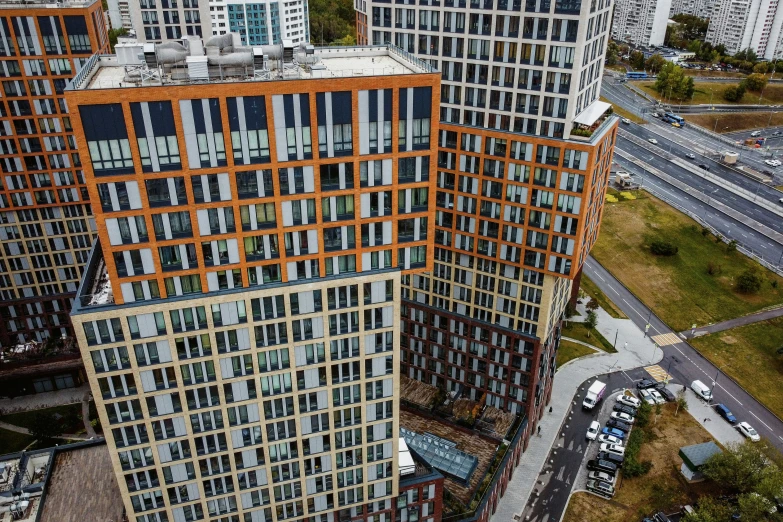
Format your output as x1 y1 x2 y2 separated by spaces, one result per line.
591 191 783 332
556 340 596 369
635 81 783 105
0 427 35 453
563 403 717 522
690 318 783 420
0 403 86 435
600 96 647 124
562 322 618 353
580 275 628 319
685 112 783 134
682 70 747 79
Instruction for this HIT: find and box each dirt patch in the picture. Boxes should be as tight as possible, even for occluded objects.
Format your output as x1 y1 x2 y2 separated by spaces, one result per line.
563 404 719 522
719 335 738 345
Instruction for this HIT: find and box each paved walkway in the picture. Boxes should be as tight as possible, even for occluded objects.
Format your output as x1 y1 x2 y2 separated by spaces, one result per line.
490 300 663 522
681 306 783 338
0 384 90 414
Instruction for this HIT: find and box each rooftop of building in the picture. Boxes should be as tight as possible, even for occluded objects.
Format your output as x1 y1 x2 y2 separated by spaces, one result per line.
0 440 124 522
400 408 509 507
67 34 435 92
0 0 99 9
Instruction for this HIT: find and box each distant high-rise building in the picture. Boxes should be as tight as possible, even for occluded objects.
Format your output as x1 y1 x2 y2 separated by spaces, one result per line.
67 39 440 522
669 0 714 18
707 0 783 60
356 0 617 436
611 0 673 47
208 0 309 45
0 0 109 346
116 0 212 42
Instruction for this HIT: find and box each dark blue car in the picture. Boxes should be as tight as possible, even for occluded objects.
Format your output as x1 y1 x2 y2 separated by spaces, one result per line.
715 404 737 424
601 427 626 440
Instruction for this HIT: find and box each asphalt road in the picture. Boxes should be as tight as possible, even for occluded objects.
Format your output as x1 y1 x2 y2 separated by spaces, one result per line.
616 135 783 240
585 258 783 455
601 76 783 175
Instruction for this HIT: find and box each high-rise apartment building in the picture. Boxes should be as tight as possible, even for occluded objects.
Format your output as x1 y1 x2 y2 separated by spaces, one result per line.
611 0 673 47
356 0 617 430
0 0 109 345
67 41 440 522
669 0 714 18
707 0 783 60
115 0 212 42
208 0 309 45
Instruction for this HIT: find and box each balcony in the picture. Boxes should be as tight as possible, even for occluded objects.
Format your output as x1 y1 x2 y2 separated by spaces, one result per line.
570 100 616 141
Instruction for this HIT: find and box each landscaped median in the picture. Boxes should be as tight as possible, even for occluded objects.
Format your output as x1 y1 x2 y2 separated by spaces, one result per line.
590 189 783 420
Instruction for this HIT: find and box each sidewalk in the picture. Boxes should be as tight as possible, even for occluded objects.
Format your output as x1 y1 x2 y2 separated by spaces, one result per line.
672 384 745 446
682 306 783 338
490 300 662 522
0 384 90 414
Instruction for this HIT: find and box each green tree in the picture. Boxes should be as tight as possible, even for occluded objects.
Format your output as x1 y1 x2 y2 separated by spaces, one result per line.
744 73 768 92
723 84 746 102
737 493 775 520
309 0 356 45
630 51 645 70
606 41 619 66
683 496 734 522
645 54 667 74
108 27 128 52
28 411 63 445
563 302 576 326
754 62 769 74
702 440 777 493
737 269 763 294
584 310 598 338
735 47 759 64
655 62 694 101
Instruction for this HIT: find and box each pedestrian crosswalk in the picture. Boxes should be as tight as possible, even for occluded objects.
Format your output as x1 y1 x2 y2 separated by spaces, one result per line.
650 332 683 346
644 365 673 383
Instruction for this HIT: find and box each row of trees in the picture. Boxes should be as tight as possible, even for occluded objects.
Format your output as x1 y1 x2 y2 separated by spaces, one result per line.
723 73 769 102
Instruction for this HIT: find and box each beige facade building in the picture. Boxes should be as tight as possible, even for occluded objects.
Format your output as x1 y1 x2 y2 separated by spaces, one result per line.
67 41 439 522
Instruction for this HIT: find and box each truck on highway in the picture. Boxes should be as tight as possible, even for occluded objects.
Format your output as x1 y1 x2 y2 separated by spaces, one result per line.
583 380 607 410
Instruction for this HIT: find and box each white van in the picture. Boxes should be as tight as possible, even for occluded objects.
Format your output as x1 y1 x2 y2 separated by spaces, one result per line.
691 380 712 401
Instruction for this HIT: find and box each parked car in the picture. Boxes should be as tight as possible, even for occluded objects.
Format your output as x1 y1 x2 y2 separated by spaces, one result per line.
586 479 615 498
653 512 673 522
586 420 600 441
588 470 616 484
737 421 761 442
613 404 637 415
638 388 655 405
636 379 658 390
602 427 626 439
648 138 659 144
587 459 618 474
616 394 641 408
599 433 623 445
597 451 624 465
606 418 632 432
698 164 710 171
685 153 696 159
600 442 626 456
611 411 635 424
715 404 737 424
650 389 666 405
657 387 676 402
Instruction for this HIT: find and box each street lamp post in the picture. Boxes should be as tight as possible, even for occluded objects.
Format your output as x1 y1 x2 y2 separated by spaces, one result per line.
769 111 777 127
710 364 730 402
714 117 720 133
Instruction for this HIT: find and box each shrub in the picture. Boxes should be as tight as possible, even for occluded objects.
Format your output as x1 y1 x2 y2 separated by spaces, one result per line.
727 239 738 253
701 227 710 236
650 240 679 256
773 280 778 289
736 270 763 294
723 84 746 102
707 261 722 276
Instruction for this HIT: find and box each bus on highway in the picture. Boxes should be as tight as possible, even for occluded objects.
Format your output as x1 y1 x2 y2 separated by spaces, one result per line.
625 71 648 79
662 112 685 126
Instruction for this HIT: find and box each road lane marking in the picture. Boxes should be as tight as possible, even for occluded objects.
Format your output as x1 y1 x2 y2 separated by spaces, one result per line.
750 411 775 433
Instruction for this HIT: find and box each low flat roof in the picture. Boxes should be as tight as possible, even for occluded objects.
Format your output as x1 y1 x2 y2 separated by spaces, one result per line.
679 441 721 470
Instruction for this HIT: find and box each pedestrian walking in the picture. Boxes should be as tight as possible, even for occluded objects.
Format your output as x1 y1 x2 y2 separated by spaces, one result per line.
537 426 541 436
549 406 552 413
624 342 628 350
